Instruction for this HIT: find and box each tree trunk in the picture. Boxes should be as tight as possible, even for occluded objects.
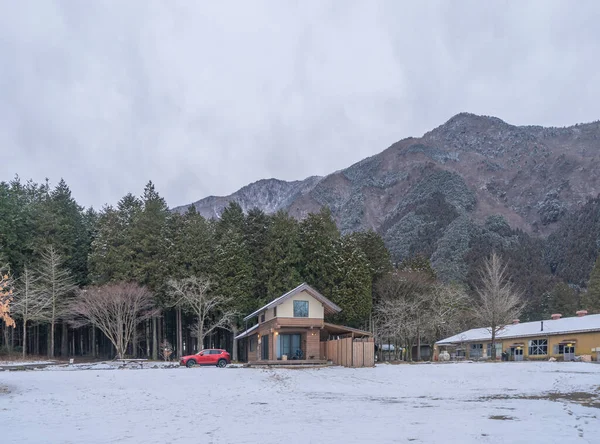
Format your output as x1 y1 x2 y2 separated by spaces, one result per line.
491 328 497 360
416 327 421 361
197 319 203 351
48 321 55 357
3 324 10 353
152 317 158 360
231 325 239 362
61 321 68 357
132 325 138 358
92 326 97 358
145 320 150 358
34 324 39 355
22 320 28 358
176 308 182 358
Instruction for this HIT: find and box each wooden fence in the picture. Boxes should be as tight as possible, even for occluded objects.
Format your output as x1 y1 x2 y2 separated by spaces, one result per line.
320 337 375 367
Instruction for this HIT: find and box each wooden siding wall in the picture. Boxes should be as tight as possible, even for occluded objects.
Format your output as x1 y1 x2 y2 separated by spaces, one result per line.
322 337 374 367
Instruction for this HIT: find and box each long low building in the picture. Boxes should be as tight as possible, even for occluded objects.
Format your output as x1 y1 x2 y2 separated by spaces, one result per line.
435 311 600 361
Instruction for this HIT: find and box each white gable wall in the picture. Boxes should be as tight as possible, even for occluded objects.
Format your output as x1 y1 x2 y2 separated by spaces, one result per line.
276 290 324 319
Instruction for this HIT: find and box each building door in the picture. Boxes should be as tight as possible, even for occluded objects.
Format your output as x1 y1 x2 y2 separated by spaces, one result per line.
563 345 575 361
511 347 523 361
261 335 269 360
278 334 301 359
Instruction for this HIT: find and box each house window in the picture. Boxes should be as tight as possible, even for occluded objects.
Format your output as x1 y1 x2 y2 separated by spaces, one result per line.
249 337 256 352
260 313 265 323
470 343 483 359
273 306 277 317
486 343 502 358
528 339 548 356
293 300 309 318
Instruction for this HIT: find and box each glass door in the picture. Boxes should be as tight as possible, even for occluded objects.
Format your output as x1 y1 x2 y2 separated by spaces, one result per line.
563 345 575 361
278 334 301 359
511 347 524 361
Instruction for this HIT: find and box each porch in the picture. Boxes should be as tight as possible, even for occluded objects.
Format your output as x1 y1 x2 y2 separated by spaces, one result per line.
246 359 329 368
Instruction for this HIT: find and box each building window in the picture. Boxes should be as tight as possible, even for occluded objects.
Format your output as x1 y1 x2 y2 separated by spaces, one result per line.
260 313 265 323
293 300 309 318
486 343 502 358
528 339 548 356
470 343 483 359
273 306 277 317
249 337 256 352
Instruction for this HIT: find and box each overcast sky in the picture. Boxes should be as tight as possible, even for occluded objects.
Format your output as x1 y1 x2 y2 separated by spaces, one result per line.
2 1 599 209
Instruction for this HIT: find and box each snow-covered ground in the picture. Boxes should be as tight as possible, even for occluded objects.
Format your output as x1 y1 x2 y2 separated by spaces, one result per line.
1 362 599 444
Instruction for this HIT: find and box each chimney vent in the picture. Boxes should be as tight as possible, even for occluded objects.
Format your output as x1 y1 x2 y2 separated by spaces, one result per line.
576 310 588 317
551 313 562 320
512 319 520 325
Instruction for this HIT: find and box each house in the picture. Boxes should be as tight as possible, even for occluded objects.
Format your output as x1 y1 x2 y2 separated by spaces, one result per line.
435 311 600 362
235 283 374 367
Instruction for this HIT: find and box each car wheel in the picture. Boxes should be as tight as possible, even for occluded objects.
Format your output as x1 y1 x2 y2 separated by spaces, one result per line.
186 359 197 368
217 359 227 368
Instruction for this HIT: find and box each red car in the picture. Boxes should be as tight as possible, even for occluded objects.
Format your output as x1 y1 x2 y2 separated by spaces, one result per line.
180 349 230 368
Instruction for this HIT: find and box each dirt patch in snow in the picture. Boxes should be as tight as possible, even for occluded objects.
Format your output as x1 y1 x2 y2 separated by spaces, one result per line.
0 385 10 395
484 387 600 410
489 415 516 421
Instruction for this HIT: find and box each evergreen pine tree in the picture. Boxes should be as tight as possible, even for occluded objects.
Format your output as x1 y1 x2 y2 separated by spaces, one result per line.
546 282 579 317
299 207 339 294
214 226 255 315
583 256 600 313
264 211 302 299
331 235 372 328
243 208 271 304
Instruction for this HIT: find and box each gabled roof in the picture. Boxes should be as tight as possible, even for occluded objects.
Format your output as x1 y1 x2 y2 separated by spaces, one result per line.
436 313 600 345
243 283 342 322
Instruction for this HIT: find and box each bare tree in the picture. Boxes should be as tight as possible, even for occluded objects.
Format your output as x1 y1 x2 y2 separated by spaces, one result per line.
11 267 49 357
471 252 525 360
0 267 16 329
38 246 76 358
69 282 158 359
375 270 470 361
374 271 427 361
422 283 469 358
166 277 236 352
160 339 173 361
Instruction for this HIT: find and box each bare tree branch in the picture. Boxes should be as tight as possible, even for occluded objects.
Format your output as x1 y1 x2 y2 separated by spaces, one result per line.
471 252 525 359
166 276 236 351
12 266 50 357
69 282 158 359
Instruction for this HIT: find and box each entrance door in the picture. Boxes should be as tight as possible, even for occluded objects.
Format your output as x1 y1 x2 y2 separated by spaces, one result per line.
261 335 269 360
563 345 575 361
511 347 524 361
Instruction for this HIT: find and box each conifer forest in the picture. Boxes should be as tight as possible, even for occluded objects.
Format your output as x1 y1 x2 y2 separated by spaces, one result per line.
1 176 599 361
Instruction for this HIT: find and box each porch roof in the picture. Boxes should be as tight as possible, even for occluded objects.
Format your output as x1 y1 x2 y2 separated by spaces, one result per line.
323 322 372 338
234 323 259 340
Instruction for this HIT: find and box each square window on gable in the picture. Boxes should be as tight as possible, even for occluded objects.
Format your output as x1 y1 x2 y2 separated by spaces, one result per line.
293 300 309 318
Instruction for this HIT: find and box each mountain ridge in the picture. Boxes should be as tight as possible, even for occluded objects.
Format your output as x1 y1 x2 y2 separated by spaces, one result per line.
174 112 600 281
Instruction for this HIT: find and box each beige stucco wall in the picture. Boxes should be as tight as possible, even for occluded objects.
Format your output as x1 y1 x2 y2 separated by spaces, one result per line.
469 331 600 359
276 291 324 319
264 307 276 322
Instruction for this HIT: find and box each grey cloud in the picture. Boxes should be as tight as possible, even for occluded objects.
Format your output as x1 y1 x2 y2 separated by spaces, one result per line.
1 0 599 208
